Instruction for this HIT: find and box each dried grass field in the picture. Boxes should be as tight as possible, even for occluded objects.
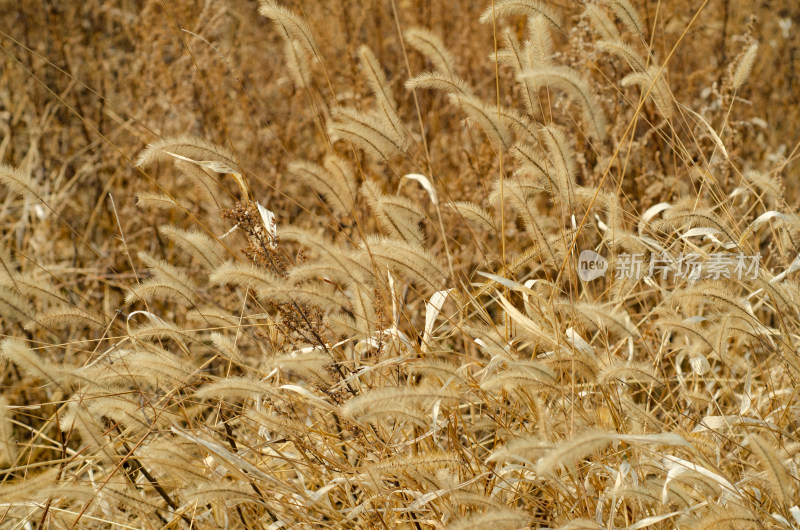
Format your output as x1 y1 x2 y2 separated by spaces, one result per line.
2 0 800 528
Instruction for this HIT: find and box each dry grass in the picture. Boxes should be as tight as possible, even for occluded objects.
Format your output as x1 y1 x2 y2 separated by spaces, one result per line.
1 0 800 528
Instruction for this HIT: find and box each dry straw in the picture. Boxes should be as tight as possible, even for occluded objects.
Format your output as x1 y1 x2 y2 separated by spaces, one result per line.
0 0 797 528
